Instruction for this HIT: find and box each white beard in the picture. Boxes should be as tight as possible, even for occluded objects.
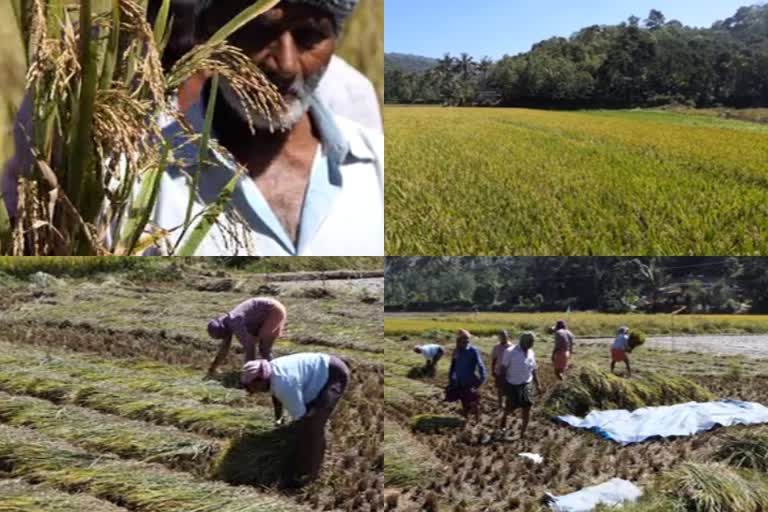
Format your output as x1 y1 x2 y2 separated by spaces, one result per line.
218 68 326 132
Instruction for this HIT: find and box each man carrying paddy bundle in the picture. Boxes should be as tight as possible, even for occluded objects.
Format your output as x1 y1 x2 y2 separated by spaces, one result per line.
413 343 444 373
490 330 511 409
610 326 632 377
240 352 349 482
445 329 486 422
551 319 574 381
499 331 542 440
206 297 287 373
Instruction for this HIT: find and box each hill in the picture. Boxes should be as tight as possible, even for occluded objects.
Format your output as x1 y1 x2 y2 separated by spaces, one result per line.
384 52 438 73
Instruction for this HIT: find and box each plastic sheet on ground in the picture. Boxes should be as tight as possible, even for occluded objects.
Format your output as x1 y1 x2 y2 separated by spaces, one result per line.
545 478 642 512
556 400 768 444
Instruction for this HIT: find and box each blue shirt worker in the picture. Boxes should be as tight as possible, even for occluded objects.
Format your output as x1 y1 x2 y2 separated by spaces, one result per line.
241 352 350 483
445 329 486 422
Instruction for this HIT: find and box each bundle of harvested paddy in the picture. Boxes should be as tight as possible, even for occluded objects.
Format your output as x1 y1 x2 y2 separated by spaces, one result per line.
213 424 296 487
0 478 127 511
627 331 647 352
543 365 714 417
0 367 272 437
657 462 768 512
410 414 465 434
0 425 308 512
0 392 221 474
0 345 248 406
713 428 768 473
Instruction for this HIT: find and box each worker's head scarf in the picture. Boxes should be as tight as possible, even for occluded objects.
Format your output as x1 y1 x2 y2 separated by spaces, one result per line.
207 315 230 339
283 0 359 31
498 330 509 341
241 360 273 385
554 319 567 330
457 329 471 340
617 326 629 335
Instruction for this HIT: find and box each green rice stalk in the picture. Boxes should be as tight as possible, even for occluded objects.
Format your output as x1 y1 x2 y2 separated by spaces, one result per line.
98 0 121 91
0 425 308 512
713 429 768 473
0 392 222 475
180 73 218 239
657 462 768 512
117 140 170 255
543 364 715 417
206 0 280 46
410 414 464 434
176 165 239 257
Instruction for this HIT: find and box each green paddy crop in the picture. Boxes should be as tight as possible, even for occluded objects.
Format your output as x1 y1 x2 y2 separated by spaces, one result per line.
385 106 768 255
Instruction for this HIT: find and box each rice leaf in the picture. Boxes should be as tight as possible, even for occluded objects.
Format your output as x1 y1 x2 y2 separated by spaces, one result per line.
176 171 240 257
118 141 170 255
99 0 121 91
152 0 171 53
207 0 281 46
67 0 100 227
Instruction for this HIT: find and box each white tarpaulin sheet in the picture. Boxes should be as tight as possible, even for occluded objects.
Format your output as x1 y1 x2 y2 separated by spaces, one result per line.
546 478 642 512
557 400 768 444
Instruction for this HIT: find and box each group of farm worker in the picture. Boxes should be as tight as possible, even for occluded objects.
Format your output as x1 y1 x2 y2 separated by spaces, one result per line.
205 296 349 481
412 321 634 438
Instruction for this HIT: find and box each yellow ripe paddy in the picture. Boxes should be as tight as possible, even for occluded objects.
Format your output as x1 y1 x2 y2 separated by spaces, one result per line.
385 106 768 255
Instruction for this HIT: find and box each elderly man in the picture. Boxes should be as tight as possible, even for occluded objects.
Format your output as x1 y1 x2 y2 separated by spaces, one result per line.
3 0 383 256
500 331 542 440
445 329 486 422
141 0 383 255
206 297 287 377
241 352 350 482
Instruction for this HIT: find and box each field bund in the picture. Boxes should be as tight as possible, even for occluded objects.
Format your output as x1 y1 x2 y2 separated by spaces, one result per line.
385 106 768 255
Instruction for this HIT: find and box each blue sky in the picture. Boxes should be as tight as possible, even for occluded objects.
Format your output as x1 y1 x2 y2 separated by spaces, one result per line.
385 0 755 60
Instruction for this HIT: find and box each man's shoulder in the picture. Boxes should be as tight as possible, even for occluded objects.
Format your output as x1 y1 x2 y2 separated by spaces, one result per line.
333 113 383 154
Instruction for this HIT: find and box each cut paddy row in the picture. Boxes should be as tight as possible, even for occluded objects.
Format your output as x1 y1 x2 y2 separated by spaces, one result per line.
385 106 768 255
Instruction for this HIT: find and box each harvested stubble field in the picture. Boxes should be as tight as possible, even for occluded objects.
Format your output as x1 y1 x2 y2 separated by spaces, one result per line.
0 262 384 511
385 106 768 255
381 328 768 511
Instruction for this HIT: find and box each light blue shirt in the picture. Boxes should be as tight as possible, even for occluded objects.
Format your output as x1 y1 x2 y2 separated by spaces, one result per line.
269 353 331 420
419 344 443 359
128 94 383 256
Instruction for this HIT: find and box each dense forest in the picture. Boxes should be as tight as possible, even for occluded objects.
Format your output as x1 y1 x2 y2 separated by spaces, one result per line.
384 4 768 108
385 257 768 314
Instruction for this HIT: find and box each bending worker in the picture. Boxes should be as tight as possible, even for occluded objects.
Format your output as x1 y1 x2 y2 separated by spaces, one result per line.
241 352 350 482
413 343 445 372
206 297 287 375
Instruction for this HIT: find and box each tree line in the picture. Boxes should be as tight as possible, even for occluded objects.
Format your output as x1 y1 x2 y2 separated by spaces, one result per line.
384 5 768 108
385 257 768 314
